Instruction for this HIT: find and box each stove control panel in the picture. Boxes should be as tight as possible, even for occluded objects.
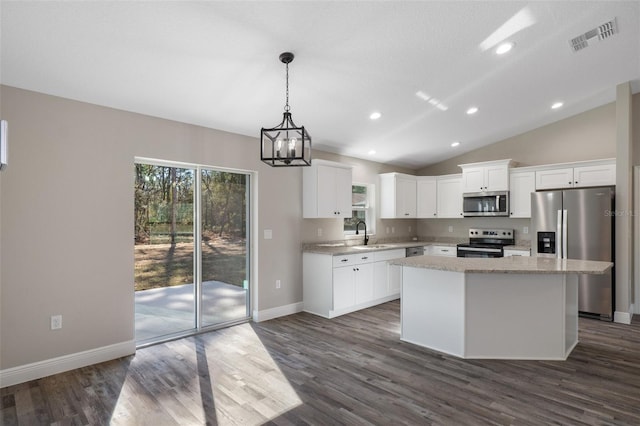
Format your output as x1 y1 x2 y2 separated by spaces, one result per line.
468 228 514 239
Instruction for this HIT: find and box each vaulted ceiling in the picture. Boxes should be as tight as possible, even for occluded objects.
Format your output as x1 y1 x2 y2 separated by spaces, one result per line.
2 1 639 169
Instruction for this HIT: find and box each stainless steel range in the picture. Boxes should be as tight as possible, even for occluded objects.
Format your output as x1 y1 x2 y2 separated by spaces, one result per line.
456 228 514 258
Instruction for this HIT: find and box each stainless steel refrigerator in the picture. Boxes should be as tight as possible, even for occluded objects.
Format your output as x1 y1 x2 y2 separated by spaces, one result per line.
531 186 614 320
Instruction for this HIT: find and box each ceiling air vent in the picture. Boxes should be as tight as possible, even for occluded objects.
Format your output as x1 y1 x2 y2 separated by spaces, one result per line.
569 18 618 52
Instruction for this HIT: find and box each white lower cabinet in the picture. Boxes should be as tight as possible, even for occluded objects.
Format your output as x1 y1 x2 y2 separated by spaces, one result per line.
303 248 405 318
503 248 531 257
428 245 457 257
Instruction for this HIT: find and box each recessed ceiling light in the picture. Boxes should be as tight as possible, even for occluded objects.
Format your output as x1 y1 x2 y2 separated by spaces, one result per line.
466 107 478 115
369 111 381 120
368 150 377 155
495 42 514 55
551 102 563 110
451 141 461 147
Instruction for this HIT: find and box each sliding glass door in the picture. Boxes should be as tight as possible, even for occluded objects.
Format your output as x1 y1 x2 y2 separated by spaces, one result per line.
134 160 250 344
199 169 250 327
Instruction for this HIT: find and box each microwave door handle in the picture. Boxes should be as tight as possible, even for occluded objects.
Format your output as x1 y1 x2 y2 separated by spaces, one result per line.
556 210 562 259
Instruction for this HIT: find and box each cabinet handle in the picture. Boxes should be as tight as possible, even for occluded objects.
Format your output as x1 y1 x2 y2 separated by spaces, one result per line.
568 181 571 184
575 181 578 184
341 259 348 262
361 256 368 260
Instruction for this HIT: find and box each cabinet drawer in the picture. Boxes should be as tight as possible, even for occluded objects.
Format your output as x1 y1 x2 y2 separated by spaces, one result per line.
373 248 406 262
431 245 456 257
332 253 374 267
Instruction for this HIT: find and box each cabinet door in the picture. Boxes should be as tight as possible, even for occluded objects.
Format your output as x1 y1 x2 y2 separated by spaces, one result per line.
316 165 338 217
388 264 402 294
373 261 389 299
485 165 509 191
397 177 417 217
354 263 374 304
462 167 485 193
333 266 355 311
437 176 463 218
509 171 535 218
334 166 353 217
535 168 574 190
417 178 437 218
574 164 616 187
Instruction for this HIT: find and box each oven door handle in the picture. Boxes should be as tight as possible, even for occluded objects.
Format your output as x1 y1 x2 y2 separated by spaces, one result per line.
458 246 502 253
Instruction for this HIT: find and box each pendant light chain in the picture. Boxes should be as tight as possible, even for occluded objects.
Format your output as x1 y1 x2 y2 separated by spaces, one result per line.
260 51 311 167
284 62 290 112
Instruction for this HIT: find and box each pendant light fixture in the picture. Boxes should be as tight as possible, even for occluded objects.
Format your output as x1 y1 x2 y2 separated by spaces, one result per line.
261 52 312 167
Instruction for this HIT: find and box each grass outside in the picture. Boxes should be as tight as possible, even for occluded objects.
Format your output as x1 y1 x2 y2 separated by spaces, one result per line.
134 236 246 291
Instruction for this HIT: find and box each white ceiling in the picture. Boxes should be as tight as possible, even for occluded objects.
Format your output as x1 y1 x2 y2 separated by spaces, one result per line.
1 1 639 169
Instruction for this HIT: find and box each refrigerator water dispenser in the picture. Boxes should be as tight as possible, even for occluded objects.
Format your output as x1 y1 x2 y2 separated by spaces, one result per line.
537 231 556 255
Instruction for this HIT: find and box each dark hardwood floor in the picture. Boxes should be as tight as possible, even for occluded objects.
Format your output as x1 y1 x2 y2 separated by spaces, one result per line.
2 300 640 425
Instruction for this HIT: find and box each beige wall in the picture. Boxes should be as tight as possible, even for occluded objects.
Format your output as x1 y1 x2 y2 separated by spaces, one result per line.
0 86 305 369
418 102 616 176
633 93 640 165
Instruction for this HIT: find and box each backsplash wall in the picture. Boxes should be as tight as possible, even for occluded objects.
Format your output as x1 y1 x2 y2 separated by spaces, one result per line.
417 217 532 245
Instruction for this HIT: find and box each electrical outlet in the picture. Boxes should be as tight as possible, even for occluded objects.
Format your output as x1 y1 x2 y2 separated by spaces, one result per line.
276 280 281 289
317 228 323 237
523 226 529 234
448 225 453 233
386 227 390 234
391 226 395 234
408 226 412 232
50 315 62 330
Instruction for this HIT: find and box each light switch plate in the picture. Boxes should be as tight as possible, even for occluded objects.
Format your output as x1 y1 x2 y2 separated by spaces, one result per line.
264 229 273 240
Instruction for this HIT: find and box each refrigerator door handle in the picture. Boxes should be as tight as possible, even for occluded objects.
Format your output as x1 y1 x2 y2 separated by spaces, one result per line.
562 209 568 259
556 209 562 259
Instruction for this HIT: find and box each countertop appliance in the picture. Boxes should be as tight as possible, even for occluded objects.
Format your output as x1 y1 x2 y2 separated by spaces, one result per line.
457 228 514 258
406 246 425 257
531 186 614 320
463 191 509 217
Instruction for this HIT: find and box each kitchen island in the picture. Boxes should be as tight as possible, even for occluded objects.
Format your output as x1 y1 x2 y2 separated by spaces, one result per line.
389 256 613 360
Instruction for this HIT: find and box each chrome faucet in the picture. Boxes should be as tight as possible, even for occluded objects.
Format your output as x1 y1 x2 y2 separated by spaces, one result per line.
355 221 369 245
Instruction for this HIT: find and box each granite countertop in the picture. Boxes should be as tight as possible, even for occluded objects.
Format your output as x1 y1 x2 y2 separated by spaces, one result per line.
303 240 460 255
389 255 613 275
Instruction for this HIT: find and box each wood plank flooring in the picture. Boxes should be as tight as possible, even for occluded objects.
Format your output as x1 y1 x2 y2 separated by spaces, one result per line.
2 300 640 425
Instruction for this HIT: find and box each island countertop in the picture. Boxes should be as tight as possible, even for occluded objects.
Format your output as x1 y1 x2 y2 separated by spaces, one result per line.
389 255 613 275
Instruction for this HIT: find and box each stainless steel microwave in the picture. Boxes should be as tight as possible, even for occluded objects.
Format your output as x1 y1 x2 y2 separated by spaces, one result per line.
462 191 509 217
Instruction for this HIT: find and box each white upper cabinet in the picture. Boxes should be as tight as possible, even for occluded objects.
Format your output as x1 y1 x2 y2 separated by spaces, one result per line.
416 177 437 218
535 167 574 190
303 160 353 218
535 160 615 190
459 159 512 193
436 174 463 218
379 173 417 218
573 164 616 187
509 170 536 218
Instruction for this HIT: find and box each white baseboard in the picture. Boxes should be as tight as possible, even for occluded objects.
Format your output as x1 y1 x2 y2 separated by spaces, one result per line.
0 340 136 388
614 310 633 325
253 302 303 322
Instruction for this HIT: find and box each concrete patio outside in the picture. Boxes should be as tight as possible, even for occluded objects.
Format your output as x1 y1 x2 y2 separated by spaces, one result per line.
135 280 249 342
